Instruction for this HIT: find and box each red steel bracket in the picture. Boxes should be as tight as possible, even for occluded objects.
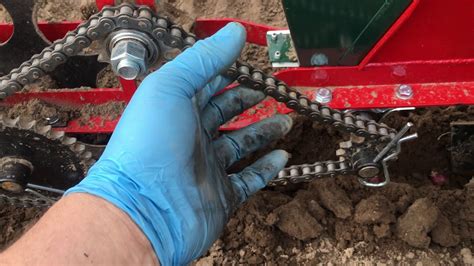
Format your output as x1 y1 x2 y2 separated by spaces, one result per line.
95 0 156 10
1 0 474 133
194 19 282 46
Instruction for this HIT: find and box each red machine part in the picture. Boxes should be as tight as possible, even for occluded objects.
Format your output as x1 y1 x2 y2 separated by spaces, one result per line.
0 0 473 133
95 0 156 11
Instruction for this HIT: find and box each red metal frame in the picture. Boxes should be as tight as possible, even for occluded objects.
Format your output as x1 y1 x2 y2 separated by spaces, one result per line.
194 19 282 46
0 0 473 133
95 0 156 11
358 0 420 69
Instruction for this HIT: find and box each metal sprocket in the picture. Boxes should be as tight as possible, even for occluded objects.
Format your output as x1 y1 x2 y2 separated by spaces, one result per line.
0 113 95 206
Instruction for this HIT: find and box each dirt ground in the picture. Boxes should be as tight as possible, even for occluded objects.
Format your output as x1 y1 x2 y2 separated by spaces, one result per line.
0 0 473 265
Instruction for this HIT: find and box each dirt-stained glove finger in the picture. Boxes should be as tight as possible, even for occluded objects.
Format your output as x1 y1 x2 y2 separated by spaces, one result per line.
196 75 232 109
213 114 293 168
202 86 266 134
229 150 289 204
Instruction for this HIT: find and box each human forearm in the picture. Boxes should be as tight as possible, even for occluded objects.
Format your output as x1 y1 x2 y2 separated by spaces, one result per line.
0 193 159 265
0 23 291 266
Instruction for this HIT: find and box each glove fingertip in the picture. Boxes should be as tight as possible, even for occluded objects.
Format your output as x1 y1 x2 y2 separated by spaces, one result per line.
214 22 246 43
265 149 290 171
206 22 247 66
273 114 294 135
230 150 290 204
220 22 247 38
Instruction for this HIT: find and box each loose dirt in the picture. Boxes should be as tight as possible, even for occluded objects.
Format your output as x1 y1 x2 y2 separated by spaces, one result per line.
0 0 473 264
0 99 125 127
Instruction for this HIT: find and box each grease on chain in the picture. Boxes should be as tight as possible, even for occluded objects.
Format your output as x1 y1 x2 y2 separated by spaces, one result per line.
0 193 53 209
0 3 399 188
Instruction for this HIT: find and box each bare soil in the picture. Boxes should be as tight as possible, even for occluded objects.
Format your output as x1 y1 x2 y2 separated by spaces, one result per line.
211 113 474 265
0 0 473 264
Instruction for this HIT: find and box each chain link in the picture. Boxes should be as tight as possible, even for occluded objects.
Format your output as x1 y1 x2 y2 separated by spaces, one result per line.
0 193 53 209
225 61 397 139
0 3 399 187
270 159 354 185
0 3 197 99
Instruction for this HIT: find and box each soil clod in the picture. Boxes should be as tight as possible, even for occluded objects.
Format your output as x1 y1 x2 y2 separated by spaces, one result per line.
396 198 440 248
354 195 396 225
311 178 353 219
268 199 323 240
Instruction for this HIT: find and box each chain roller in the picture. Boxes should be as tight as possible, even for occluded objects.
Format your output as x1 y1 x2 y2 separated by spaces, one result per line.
0 3 401 192
270 159 354 185
0 3 197 99
0 193 53 209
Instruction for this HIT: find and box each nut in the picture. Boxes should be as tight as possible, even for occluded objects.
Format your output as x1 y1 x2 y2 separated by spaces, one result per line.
396 84 413 100
310 53 328 66
315 88 332 104
110 40 147 80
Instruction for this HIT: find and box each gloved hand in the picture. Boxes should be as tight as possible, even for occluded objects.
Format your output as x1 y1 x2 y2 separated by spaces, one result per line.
66 23 292 265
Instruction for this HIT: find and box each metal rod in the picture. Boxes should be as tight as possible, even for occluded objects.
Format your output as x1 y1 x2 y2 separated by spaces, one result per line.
373 122 414 163
400 133 418 143
380 107 416 121
362 132 418 188
25 189 56 204
26 183 65 195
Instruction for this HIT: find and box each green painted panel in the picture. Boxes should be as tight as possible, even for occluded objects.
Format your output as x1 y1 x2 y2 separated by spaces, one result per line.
282 0 412 66
266 30 299 67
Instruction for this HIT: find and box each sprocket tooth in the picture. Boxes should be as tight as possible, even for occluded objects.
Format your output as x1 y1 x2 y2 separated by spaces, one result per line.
80 151 92 160
336 148 347 157
61 136 77 146
3 116 20 127
339 141 353 149
18 119 37 130
0 113 4 128
48 130 65 141
35 124 52 136
97 52 109 63
72 143 86 154
350 134 366 144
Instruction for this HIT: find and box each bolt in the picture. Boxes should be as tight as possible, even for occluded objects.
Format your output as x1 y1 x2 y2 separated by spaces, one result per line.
396 84 413 100
392 65 406 77
110 40 148 80
274 50 281 60
45 115 60 126
358 165 380 179
315 88 332 104
271 32 278 42
0 157 33 193
310 53 328 66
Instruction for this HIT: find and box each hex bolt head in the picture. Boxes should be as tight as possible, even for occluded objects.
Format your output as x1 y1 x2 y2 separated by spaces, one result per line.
396 84 413 100
117 60 140 80
310 53 329 66
274 50 281 60
271 32 278 42
110 40 147 80
315 88 332 104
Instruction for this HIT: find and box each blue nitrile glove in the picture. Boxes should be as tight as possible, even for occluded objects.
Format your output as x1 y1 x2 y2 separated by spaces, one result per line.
65 22 293 265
